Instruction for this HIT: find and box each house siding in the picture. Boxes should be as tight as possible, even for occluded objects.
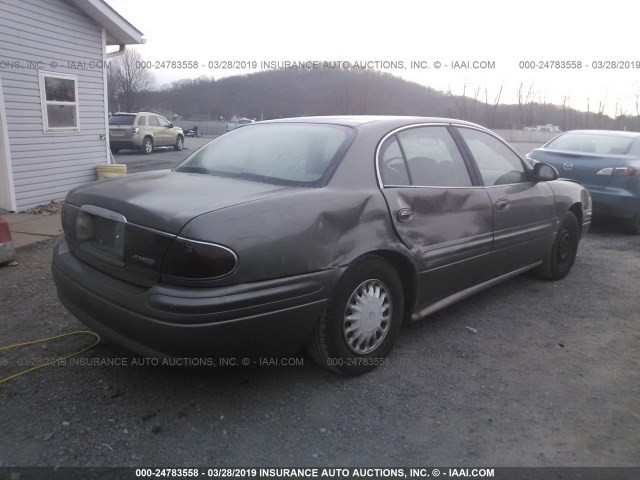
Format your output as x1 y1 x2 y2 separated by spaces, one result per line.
0 0 108 211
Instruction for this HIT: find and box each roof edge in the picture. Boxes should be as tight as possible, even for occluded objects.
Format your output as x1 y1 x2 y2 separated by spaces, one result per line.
69 0 144 45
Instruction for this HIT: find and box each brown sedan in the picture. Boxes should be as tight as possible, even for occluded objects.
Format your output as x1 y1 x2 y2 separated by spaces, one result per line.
53 116 592 375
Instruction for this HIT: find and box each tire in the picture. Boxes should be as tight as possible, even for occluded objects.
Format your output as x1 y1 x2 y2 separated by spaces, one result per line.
110 147 120 154
142 137 153 154
534 211 579 280
306 255 404 376
621 210 640 235
174 135 184 151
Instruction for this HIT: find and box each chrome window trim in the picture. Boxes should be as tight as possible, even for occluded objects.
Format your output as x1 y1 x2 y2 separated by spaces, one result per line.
375 122 491 189
375 123 450 189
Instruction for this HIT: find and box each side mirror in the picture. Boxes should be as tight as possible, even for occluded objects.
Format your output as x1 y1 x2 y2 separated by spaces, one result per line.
168 123 174 128
533 162 558 182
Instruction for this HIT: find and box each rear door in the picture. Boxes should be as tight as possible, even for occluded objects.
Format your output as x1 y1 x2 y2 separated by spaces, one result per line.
378 125 495 304
148 115 163 145
455 126 556 273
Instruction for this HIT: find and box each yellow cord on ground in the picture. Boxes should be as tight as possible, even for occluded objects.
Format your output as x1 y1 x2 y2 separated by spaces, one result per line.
0 330 101 384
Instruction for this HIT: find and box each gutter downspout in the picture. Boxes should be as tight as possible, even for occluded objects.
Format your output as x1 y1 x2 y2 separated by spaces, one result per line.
104 44 125 164
106 44 126 58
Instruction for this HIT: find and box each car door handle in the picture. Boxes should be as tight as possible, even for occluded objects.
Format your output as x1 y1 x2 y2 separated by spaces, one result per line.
494 199 511 211
397 208 413 223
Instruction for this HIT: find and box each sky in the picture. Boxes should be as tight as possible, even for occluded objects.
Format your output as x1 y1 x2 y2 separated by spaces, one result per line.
105 0 640 118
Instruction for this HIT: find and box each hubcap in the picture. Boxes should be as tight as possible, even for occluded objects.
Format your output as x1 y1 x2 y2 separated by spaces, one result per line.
343 279 392 354
145 141 152 153
177 138 183 149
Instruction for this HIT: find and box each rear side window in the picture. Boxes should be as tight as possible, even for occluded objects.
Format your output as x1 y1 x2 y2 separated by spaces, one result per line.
148 116 160 126
458 128 527 186
546 132 636 155
379 136 410 186
108 115 135 126
137 116 147 126
379 126 472 187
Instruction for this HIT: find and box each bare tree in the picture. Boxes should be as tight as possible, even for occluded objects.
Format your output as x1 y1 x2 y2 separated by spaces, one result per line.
517 82 535 129
108 49 155 112
483 83 503 128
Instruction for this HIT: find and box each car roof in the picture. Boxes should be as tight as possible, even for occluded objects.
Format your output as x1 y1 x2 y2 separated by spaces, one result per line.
112 112 162 116
260 115 484 129
559 130 640 138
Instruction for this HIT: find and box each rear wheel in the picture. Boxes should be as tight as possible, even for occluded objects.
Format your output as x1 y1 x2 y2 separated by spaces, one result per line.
534 211 579 280
621 210 640 235
174 135 184 151
142 137 153 154
306 255 404 376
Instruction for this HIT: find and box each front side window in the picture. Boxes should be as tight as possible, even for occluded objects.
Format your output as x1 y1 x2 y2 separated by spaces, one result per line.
38 71 79 132
379 126 472 187
458 128 527 186
157 116 171 127
176 123 354 186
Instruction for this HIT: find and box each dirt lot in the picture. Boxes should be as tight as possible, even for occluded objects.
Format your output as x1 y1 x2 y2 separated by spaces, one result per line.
0 221 638 468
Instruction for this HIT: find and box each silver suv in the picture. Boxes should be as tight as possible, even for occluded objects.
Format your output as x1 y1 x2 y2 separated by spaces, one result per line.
109 112 184 154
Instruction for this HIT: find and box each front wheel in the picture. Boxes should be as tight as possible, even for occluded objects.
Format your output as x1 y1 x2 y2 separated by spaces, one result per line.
174 135 184 151
534 211 579 280
306 255 404 376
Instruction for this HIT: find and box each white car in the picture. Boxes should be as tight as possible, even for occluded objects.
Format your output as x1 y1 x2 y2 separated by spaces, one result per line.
226 118 255 131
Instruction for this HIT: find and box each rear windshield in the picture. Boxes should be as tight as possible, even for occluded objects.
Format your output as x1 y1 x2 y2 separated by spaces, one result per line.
175 123 354 186
109 115 136 126
546 132 636 155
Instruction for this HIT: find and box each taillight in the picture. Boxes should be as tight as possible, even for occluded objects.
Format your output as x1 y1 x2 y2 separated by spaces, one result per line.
613 166 637 176
597 166 637 176
161 237 237 281
132 127 139 135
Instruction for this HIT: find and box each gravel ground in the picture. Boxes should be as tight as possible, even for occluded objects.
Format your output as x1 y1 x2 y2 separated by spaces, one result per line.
0 220 639 468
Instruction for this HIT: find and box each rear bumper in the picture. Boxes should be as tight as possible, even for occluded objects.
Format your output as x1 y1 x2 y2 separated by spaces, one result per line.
109 137 144 150
590 189 640 220
52 239 342 358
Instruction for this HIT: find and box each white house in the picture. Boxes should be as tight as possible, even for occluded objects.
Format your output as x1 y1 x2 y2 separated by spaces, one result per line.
0 0 143 212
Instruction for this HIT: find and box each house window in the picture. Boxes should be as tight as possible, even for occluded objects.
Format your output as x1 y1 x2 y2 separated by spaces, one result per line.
38 71 79 132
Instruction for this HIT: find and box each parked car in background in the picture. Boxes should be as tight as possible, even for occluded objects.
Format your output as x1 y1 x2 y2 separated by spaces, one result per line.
109 112 184 154
527 130 640 234
226 117 255 131
53 116 591 376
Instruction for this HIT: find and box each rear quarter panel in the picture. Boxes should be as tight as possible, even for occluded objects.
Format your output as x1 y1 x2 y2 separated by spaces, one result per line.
178 187 416 285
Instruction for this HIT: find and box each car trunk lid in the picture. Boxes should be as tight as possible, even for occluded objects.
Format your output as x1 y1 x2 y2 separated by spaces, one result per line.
63 170 302 286
531 148 622 189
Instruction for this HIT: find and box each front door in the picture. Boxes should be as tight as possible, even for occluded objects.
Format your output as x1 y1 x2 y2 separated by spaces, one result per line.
378 125 494 306
455 126 556 274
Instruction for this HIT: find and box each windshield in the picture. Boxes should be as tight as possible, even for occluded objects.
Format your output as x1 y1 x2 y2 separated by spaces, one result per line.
546 132 636 155
109 115 136 126
175 123 354 186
